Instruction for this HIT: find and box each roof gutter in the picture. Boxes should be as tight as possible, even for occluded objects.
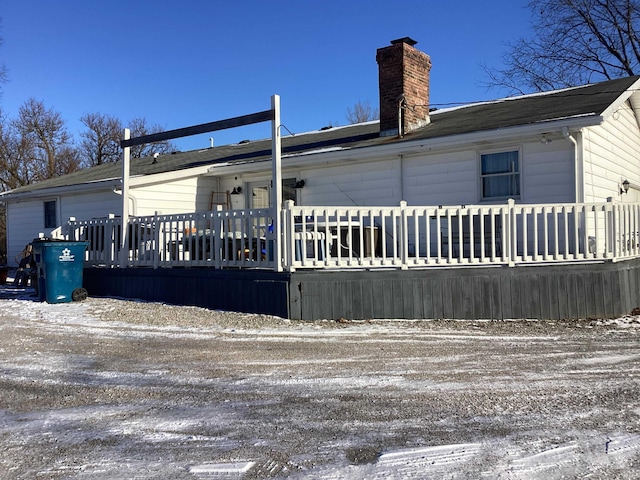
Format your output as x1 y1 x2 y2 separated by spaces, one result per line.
0 178 122 202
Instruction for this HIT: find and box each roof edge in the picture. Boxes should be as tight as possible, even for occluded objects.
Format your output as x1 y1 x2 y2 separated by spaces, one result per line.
1 178 122 202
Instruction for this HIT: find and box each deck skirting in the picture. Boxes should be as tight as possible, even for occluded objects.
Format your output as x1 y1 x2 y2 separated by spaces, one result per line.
83 259 640 321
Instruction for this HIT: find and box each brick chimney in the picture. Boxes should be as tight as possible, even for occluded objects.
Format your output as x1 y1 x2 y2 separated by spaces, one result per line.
376 37 432 137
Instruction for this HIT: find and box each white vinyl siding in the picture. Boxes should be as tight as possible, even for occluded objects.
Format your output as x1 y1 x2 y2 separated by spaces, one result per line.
131 176 219 216
521 141 574 204
299 159 400 206
60 191 121 222
6 190 121 262
275 142 575 209
6 201 42 265
583 101 640 203
403 151 477 205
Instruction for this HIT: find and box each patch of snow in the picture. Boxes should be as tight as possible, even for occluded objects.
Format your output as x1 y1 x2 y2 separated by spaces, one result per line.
189 461 255 474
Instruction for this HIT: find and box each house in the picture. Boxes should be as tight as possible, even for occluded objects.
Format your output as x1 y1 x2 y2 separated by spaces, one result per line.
3 37 640 321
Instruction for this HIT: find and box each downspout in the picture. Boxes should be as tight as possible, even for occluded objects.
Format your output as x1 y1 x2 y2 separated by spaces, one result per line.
563 127 583 203
111 187 137 216
399 154 404 202
398 95 406 138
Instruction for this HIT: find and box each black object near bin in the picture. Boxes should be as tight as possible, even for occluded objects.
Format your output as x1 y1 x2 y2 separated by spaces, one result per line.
32 239 89 303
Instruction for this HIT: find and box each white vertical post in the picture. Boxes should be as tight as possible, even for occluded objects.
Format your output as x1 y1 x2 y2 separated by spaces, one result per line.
400 201 408 269
508 198 516 267
271 95 283 272
153 211 160 270
120 128 131 268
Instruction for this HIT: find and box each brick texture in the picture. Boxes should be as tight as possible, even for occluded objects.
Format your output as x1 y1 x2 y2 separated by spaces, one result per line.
376 38 432 136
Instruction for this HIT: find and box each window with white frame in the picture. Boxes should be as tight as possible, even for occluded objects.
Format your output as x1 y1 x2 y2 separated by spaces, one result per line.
480 150 520 199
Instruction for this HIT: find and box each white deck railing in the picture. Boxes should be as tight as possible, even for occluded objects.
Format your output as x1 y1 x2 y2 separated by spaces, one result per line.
66 199 640 271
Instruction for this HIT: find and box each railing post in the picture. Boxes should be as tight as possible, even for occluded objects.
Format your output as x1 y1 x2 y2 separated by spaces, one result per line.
214 205 223 268
400 201 408 269
608 197 618 260
282 200 294 271
107 213 117 267
153 211 160 270
507 198 516 267
66 217 76 241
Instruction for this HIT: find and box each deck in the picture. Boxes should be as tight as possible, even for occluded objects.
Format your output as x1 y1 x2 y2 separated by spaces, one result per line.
65 199 640 320
82 257 640 321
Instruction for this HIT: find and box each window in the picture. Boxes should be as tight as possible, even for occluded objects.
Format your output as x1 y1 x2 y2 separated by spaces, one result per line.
44 200 57 229
481 150 520 199
282 178 297 204
249 178 297 208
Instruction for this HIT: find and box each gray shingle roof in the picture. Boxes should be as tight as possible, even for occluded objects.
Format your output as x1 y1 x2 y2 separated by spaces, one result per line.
4 75 638 198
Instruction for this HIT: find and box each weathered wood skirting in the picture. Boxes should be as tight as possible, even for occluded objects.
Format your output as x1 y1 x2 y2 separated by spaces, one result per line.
84 259 640 321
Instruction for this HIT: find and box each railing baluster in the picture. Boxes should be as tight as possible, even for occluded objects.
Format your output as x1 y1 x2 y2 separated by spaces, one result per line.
66 200 640 271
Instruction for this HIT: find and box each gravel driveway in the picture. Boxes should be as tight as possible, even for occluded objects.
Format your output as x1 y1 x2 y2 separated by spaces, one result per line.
0 291 639 479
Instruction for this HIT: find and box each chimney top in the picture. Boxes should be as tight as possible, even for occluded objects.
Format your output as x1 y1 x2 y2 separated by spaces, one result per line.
377 37 431 137
390 37 417 46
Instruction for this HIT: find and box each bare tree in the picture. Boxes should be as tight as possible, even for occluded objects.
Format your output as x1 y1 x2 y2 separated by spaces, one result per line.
14 98 81 180
0 100 80 258
127 117 177 159
80 113 122 166
346 100 379 124
0 100 80 190
80 114 178 165
0 110 34 190
486 0 640 93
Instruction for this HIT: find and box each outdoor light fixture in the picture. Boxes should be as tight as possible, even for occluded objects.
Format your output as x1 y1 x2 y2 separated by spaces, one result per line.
540 134 552 144
294 179 306 189
231 186 242 195
621 179 630 194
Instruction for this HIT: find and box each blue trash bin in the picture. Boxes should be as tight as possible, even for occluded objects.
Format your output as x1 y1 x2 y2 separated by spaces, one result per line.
32 239 89 304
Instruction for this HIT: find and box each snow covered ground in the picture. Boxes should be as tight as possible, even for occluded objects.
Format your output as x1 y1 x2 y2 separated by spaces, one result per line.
0 285 639 479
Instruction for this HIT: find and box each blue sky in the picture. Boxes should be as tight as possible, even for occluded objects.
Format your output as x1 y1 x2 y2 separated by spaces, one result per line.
1 0 531 152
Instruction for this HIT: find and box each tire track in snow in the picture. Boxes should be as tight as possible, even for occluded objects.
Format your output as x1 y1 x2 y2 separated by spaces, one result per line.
606 433 640 455
375 443 482 476
509 443 581 476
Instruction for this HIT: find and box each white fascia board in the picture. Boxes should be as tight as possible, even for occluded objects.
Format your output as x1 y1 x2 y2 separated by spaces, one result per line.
205 114 603 175
600 77 640 120
127 164 212 187
2 164 227 202
395 115 603 154
0 178 122 202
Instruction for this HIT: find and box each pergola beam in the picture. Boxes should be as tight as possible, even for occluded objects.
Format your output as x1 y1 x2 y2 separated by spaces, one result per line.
118 98 281 270
120 109 275 148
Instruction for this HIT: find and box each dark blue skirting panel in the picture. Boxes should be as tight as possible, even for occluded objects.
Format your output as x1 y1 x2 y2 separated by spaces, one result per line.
83 268 291 318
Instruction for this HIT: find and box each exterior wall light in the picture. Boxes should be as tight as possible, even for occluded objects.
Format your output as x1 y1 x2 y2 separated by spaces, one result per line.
621 179 630 194
231 186 242 195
